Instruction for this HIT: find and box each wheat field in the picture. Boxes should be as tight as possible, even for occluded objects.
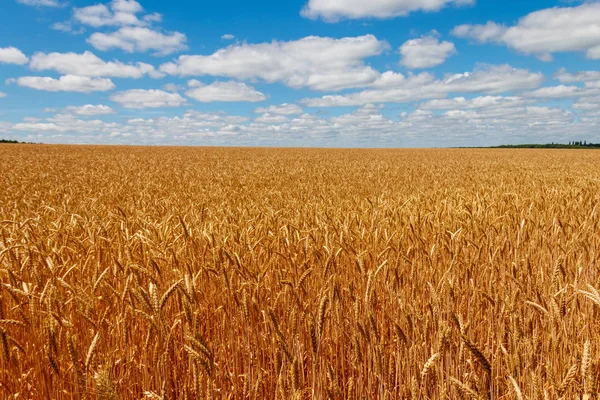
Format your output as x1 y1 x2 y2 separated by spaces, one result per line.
1 145 599 399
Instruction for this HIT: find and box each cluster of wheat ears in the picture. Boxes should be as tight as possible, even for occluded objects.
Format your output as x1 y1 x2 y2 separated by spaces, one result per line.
0 145 599 399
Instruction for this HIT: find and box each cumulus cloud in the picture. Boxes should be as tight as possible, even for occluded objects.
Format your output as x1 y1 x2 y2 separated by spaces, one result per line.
555 69 600 84
303 64 544 107
393 100 586 146
0 92 6 98
367 70 433 89
162 83 183 92
524 82 600 99
110 89 187 108
51 22 85 34
88 27 187 56
143 13 162 23
17 0 62 6
419 95 530 110
427 64 544 94
524 85 584 99
73 0 146 27
301 0 474 21
65 104 116 116
0 47 29 65
29 51 163 78
254 104 304 115
12 113 120 136
13 75 115 92
255 114 290 124
185 81 266 103
399 36 456 68
452 3 600 60
160 35 387 91
436 105 573 126
6 100 595 147
572 96 600 117
451 21 506 43
66 0 185 56
327 105 395 134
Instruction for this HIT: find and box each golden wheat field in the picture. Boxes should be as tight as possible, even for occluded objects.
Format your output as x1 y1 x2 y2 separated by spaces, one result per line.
1 145 600 399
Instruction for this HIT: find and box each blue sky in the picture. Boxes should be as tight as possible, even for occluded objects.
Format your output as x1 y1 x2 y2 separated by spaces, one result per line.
1 0 599 147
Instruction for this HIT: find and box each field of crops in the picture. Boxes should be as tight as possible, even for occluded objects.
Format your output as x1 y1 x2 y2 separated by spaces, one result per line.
1 145 600 399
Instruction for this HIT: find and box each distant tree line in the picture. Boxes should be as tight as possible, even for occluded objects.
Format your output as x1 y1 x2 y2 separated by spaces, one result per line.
0 139 39 144
494 141 600 149
567 141 600 147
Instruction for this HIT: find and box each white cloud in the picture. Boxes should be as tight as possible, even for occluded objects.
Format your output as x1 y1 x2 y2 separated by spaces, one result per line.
30 51 163 78
222 34 235 40
12 123 63 132
5 101 598 147
301 0 474 21
51 22 85 34
328 105 395 133
187 79 203 88
121 111 251 141
303 64 544 106
88 27 187 56
111 0 142 13
399 36 456 68
70 1 184 56
420 95 530 110
524 85 583 99
452 3 600 60
432 64 544 94
0 92 6 98
13 113 120 135
110 89 187 108
162 83 181 92
436 105 573 126
425 64 543 92
0 47 29 65
65 104 116 116
17 0 61 6
143 13 162 23
160 35 387 91
391 100 586 146
369 70 434 89
572 96 600 116
587 46 600 60
524 82 600 99
73 0 146 27
55 0 163 36
14 75 115 92
255 104 304 115
555 69 600 84
255 114 290 124
585 81 600 90
451 21 506 43
185 81 266 103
